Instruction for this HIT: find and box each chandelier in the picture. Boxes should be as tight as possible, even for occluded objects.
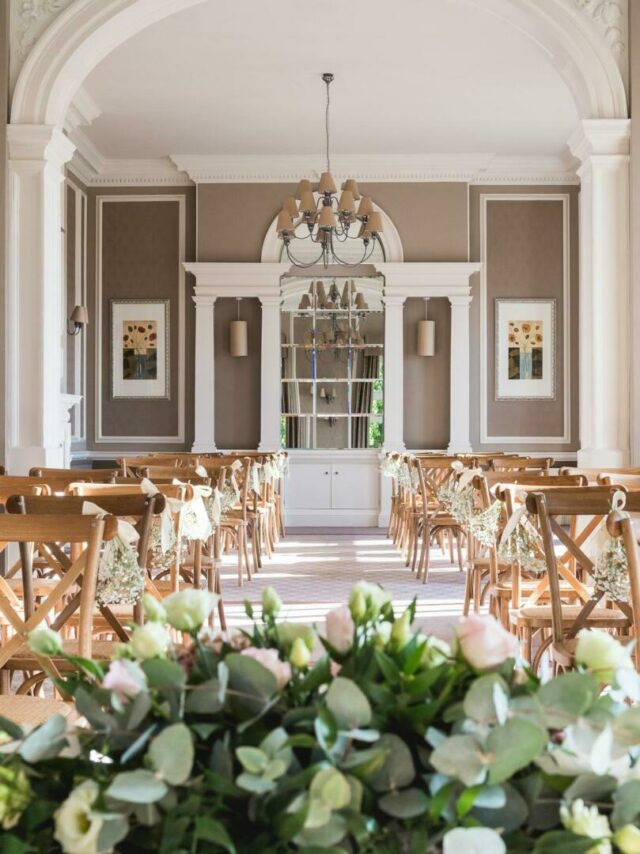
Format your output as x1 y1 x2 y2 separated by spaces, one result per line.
276 73 384 268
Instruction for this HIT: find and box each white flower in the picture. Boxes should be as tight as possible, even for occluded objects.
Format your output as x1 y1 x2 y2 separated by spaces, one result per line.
289 637 311 669
576 629 632 683
455 614 519 670
443 827 506 854
324 605 355 653
373 621 392 650
614 825 640 854
349 581 391 621
129 622 170 660
163 589 219 633
240 647 291 690
54 780 105 854
102 659 147 700
420 635 451 667
141 594 166 623
261 586 282 617
560 799 611 852
537 719 631 780
390 608 412 650
28 627 63 657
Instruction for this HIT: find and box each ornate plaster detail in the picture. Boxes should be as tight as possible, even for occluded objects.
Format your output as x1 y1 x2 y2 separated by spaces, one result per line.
10 0 74 90
574 0 627 58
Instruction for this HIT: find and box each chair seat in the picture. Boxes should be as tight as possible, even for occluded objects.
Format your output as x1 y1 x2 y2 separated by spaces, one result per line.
4 638 116 670
511 605 631 629
5 577 64 595
0 694 75 727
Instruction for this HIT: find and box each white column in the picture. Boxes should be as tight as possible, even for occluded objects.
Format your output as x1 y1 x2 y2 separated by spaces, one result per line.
448 295 472 454
569 119 631 468
383 295 406 450
6 125 75 474
192 295 216 452
258 295 282 451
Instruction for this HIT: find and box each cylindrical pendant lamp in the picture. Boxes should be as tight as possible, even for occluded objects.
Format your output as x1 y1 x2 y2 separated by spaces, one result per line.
230 298 248 357
417 298 435 357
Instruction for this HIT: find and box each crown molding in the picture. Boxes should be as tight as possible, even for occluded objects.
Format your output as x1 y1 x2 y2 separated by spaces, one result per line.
64 85 101 134
67 156 192 187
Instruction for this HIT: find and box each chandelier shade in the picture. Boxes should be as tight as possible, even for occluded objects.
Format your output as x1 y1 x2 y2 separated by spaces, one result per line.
276 73 385 268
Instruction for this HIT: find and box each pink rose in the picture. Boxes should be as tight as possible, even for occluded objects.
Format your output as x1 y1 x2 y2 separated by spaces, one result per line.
456 614 519 670
325 605 355 654
241 647 291 690
102 659 146 699
330 661 342 678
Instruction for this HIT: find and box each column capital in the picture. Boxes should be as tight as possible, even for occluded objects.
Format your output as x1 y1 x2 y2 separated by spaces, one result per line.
7 124 75 169
193 294 217 307
448 294 473 307
568 119 630 165
382 294 407 307
258 294 282 307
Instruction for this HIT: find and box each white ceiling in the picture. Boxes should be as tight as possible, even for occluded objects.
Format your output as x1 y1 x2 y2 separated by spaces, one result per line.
80 0 580 160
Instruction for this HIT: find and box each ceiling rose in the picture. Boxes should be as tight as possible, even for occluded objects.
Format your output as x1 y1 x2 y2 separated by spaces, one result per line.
276 73 385 269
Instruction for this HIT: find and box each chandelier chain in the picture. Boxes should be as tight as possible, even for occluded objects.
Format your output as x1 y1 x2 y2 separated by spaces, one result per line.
325 75 331 174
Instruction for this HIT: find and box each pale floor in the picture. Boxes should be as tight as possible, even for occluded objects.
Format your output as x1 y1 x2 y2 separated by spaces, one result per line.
219 527 468 641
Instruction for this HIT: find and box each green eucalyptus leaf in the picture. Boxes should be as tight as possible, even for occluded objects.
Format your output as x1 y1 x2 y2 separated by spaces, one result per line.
533 830 602 853
470 782 529 832
537 673 599 729
378 787 428 818
107 769 168 804
185 679 224 714
236 746 267 774
612 780 640 829
120 724 156 764
326 677 371 729
141 658 186 690
0 715 23 741
236 772 275 794
225 652 277 717
148 723 194 786
19 714 67 763
133 803 160 827
487 719 548 784
97 815 130 851
430 734 487 787
122 690 152 730
463 674 510 725
370 734 415 792
295 814 348 849
564 773 616 804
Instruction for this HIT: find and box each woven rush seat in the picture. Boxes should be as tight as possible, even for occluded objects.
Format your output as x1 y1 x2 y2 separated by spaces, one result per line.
0 695 74 727
510 604 631 628
4 638 116 670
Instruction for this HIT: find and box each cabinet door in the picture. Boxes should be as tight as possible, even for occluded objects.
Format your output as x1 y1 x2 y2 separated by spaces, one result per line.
331 463 379 510
286 462 332 510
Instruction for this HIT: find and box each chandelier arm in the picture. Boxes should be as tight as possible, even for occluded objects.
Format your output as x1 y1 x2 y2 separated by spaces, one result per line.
285 243 326 268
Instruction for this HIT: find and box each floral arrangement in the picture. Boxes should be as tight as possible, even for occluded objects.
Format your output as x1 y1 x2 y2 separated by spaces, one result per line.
437 481 502 548
497 512 548 577
3 587 640 852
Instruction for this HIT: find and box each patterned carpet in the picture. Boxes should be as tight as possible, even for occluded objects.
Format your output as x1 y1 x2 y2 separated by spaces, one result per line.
219 528 468 641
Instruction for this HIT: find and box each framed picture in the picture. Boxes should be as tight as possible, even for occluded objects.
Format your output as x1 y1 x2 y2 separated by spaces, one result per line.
495 298 556 400
111 299 169 399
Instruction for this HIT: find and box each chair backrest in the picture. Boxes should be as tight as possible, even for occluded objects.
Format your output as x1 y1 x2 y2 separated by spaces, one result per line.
0 515 118 666
140 465 208 483
490 457 553 472
117 456 187 476
597 473 640 490
560 467 640 485
526 487 640 648
0 476 56 499
29 467 119 483
490 473 588 490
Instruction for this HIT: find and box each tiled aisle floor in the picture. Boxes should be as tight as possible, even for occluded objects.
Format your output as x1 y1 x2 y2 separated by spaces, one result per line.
219 528 467 641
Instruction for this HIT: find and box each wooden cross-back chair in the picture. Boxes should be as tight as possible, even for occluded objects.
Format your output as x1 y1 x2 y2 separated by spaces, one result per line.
140 465 211 485
489 456 554 473
560 467 640 484
526 487 640 673
6 492 166 625
117 456 188 476
0 514 118 694
463 474 588 620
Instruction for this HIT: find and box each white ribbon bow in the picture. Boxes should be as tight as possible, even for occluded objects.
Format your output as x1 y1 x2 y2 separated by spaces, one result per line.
140 478 182 553
195 465 208 477
172 479 213 542
455 467 483 491
82 501 140 548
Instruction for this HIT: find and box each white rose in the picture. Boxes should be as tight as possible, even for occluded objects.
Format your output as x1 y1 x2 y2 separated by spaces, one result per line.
560 799 611 851
240 647 291 690
102 659 147 700
129 622 170 660
141 594 166 623
54 780 105 854
443 827 506 854
163 589 219 632
325 605 355 653
576 629 631 683
455 614 519 670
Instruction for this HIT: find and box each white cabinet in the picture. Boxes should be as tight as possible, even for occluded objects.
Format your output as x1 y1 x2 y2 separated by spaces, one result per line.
285 452 382 527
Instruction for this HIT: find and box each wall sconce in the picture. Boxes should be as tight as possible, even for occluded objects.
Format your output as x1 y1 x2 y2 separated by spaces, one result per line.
230 297 248 357
67 304 88 336
417 298 435 357
319 386 337 403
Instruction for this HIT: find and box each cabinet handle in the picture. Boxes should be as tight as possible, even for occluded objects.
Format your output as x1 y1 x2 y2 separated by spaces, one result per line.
324 471 329 475
334 471 339 475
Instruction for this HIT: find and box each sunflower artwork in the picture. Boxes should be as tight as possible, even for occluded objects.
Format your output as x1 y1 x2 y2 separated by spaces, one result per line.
122 321 158 380
508 320 543 380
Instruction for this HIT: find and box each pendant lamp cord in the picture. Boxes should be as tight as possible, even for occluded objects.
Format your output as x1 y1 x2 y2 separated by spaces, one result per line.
325 75 331 174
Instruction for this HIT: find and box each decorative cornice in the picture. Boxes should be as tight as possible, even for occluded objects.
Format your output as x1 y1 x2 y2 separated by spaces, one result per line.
573 0 627 58
10 0 74 89
72 156 192 187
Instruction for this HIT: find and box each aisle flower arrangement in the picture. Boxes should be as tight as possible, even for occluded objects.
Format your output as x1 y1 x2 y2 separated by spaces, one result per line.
2 586 640 852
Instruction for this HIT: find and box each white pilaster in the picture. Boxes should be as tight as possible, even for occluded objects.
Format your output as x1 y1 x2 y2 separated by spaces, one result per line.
448 295 473 454
568 119 631 468
382 295 406 450
6 125 75 474
258 295 282 451
192 296 216 452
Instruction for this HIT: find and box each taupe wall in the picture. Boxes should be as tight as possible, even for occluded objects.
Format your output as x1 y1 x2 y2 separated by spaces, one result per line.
403 298 451 449
469 186 580 452
0 2 8 467
214 298 261 449
631 5 640 464
197 182 468 262
84 186 196 452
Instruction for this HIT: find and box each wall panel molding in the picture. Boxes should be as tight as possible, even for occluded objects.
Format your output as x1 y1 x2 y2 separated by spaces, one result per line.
95 194 186 444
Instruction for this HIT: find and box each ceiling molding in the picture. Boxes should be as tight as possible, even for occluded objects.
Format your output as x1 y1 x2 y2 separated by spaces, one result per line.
170 153 578 185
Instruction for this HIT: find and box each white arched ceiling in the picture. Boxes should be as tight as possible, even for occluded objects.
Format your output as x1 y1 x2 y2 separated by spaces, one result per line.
10 0 627 146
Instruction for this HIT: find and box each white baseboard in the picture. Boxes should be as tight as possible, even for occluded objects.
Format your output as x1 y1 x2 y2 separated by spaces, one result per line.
285 510 380 527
